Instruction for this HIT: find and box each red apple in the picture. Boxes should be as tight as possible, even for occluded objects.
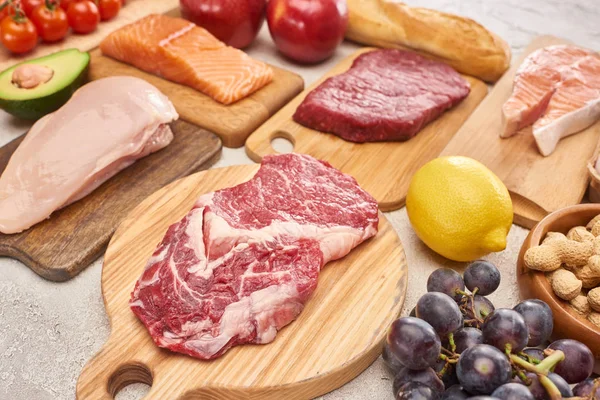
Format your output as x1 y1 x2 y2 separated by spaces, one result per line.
266 0 348 64
180 0 266 49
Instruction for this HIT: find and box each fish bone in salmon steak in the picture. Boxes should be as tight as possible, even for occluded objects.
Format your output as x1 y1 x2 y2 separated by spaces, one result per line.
502 44 600 156
0 77 178 234
130 154 379 360
100 14 273 105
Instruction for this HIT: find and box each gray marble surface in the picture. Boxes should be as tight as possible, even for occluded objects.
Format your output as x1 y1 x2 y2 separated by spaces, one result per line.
1 1 598 399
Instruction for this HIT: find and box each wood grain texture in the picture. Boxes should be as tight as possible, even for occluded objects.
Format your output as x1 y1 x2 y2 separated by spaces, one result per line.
0 0 179 71
88 8 305 148
76 164 408 400
442 36 600 229
517 204 600 358
0 120 222 281
244 48 488 212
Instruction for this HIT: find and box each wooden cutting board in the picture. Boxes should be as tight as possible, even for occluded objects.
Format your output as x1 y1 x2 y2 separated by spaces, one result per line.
244 48 488 211
0 120 221 281
88 7 304 148
0 0 179 71
441 36 600 229
89 49 304 148
76 165 407 400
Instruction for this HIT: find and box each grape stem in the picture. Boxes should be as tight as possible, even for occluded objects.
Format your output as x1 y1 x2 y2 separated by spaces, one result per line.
539 375 562 400
447 333 456 353
510 350 565 400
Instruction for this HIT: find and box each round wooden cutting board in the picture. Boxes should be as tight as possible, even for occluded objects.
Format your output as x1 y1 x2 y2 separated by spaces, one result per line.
76 164 408 400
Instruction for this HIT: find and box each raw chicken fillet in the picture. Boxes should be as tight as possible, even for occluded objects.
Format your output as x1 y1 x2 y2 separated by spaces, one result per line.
0 76 178 234
502 44 600 156
130 154 379 360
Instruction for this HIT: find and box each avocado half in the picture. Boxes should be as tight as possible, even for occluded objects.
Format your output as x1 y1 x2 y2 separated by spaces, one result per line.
0 49 90 120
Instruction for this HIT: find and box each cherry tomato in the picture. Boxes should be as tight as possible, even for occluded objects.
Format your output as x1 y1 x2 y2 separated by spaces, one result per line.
21 0 43 16
31 3 68 42
59 0 75 11
98 0 119 21
0 15 38 53
66 0 98 33
0 0 19 21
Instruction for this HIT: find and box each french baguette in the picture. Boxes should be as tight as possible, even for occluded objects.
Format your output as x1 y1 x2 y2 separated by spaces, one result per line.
346 0 511 82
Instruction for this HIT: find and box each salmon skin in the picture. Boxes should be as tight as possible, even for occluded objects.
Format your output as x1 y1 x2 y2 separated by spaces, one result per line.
502 44 600 156
100 14 273 105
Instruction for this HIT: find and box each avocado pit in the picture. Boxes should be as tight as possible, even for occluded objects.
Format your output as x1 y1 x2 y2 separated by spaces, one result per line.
12 64 55 89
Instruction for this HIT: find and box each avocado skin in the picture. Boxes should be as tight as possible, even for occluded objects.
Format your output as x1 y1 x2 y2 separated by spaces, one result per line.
0 65 89 120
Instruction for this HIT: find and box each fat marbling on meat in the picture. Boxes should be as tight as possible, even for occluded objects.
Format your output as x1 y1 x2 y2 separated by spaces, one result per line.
130 153 379 360
0 76 178 234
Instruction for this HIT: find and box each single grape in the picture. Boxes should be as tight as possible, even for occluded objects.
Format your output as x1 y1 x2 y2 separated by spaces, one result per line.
434 358 459 388
513 300 553 347
396 381 440 400
547 339 594 383
482 309 528 353
382 342 404 375
573 378 600 397
417 292 464 337
453 327 483 354
519 347 545 363
441 385 469 399
547 372 573 398
463 260 501 295
393 367 445 396
518 372 572 400
388 317 442 370
456 344 511 395
427 268 465 302
492 382 534 400
462 295 495 328
410 307 417 317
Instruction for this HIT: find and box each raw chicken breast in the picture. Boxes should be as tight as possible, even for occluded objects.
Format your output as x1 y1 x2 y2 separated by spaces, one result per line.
502 45 600 156
0 76 178 234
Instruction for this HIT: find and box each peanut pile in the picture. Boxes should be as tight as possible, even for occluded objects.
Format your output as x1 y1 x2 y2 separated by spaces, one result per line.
524 214 600 327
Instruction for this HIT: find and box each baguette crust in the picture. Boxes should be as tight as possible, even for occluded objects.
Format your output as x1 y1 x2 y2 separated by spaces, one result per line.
346 0 511 82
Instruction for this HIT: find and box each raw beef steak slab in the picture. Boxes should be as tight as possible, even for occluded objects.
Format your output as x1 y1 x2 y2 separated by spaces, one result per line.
293 49 471 142
130 153 379 360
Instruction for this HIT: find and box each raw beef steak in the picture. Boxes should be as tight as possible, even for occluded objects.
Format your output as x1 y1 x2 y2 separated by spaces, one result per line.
293 49 471 142
130 153 379 359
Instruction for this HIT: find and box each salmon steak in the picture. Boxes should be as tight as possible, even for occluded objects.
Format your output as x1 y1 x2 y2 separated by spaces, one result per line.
502 44 600 156
100 14 273 105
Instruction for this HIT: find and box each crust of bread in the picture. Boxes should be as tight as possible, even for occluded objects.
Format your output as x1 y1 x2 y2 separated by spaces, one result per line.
346 0 511 82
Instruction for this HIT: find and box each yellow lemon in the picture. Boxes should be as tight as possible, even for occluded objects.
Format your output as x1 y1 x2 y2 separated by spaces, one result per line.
406 156 513 262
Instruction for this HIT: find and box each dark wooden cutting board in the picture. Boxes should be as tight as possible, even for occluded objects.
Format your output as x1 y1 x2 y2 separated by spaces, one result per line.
0 120 221 281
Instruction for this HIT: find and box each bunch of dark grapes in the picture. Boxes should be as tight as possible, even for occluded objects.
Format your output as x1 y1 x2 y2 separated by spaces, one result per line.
383 261 598 399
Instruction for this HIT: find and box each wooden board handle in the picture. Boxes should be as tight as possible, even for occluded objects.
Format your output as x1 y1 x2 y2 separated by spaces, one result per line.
246 120 301 162
76 335 154 399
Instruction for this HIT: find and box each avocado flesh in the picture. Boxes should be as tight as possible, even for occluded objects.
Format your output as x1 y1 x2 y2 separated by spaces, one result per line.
0 49 90 120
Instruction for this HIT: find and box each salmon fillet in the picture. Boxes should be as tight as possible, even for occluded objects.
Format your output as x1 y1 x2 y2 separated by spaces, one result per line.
161 29 273 105
502 45 600 156
100 15 273 105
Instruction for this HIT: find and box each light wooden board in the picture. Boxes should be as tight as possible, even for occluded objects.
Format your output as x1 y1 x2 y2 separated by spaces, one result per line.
0 120 221 281
441 36 600 229
89 49 304 148
88 8 304 148
244 48 488 212
76 165 408 400
0 0 179 71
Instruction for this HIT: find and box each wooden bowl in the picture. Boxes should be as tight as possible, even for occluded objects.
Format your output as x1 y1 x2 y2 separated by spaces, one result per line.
517 204 600 358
